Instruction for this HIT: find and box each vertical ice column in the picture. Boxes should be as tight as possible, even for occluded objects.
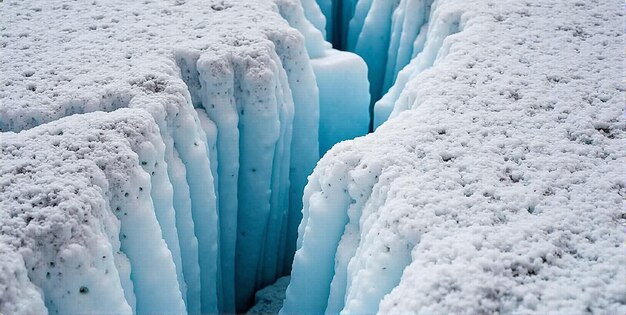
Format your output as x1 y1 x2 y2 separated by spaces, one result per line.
176 50 231 313
196 41 299 310
382 0 432 93
280 48 320 275
324 161 382 314
275 0 329 58
108 140 186 315
280 161 352 314
135 129 186 309
164 147 202 315
302 0 328 39
233 50 280 310
131 95 203 314
346 0 374 52
171 109 220 315
351 0 401 114
312 49 370 155
375 0 461 128
196 52 239 314
316 0 333 37
173 52 238 313
89 110 190 314
130 78 219 314
315 0 358 49
257 54 295 288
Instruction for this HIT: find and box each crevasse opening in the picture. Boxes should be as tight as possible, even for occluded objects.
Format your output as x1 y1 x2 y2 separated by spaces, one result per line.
170 1 376 312
0 0 438 312
314 0 464 131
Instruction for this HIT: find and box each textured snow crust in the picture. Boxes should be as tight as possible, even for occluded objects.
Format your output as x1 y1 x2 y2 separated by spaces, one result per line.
0 110 184 314
284 0 626 314
0 0 369 313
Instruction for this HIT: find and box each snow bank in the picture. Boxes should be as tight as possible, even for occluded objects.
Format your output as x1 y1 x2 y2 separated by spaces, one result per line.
284 0 626 313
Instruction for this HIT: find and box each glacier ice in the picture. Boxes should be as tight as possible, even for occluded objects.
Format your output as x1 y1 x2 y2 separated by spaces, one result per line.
0 0 370 313
312 0 435 129
2 0 624 314
312 49 370 156
0 109 185 314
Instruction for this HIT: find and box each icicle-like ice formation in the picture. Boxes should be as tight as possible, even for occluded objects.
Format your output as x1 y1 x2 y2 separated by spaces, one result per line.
284 0 626 313
275 0 371 271
312 0 435 128
374 0 460 128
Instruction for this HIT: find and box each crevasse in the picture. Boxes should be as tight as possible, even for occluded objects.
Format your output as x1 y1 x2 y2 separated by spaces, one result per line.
308 0 463 130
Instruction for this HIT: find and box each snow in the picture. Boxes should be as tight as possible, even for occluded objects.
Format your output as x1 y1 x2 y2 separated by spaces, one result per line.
0 244 48 315
0 109 184 314
284 0 626 314
247 276 291 315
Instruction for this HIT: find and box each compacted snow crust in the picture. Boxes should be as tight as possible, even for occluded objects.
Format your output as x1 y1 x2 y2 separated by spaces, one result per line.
284 0 626 314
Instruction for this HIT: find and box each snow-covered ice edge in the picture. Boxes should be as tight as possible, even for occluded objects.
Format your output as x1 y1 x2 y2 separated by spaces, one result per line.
283 0 626 313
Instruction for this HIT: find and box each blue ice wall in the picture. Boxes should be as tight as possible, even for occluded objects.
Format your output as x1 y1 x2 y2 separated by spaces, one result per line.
314 0 435 129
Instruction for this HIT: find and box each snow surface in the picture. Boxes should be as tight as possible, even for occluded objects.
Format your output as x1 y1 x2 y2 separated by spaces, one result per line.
0 0 369 313
284 0 626 314
247 276 290 315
